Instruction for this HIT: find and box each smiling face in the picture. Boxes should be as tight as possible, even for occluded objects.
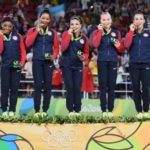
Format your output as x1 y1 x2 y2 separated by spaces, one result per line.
133 14 145 29
1 21 13 35
39 13 51 28
100 13 112 30
70 19 81 34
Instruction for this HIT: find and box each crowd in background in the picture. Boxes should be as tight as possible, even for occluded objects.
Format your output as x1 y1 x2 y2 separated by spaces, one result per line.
0 0 150 98
0 0 150 35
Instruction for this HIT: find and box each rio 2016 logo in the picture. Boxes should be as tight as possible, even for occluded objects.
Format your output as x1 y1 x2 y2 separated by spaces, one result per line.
0 130 34 150
86 122 150 150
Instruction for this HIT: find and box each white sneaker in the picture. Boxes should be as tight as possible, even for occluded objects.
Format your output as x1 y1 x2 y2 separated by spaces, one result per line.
2 111 8 117
34 112 41 117
34 112 47 118
8 111 15 117
108 112 113 118
74 112 81 117
136 113 143 119
69 112 81 118
143 112 150 119
102 112 107 118
68 112 75 117
41 112 47 117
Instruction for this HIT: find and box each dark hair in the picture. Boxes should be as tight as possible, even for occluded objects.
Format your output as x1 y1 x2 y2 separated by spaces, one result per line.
70 15 82 24
1 17 14 25
39 9 51 18
100 11 111 19
133 10 144 19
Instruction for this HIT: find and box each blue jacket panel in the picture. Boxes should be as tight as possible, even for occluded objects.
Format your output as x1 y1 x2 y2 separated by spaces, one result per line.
61 35 86 68
32 29 54 60
97 29 119 62
2 32 20 67
129 31 150 63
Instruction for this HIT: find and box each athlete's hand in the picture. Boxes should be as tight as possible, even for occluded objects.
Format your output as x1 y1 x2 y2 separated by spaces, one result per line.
78 54 84 61
114 40 120 48
50 55 54 62
130 24 136 31
68 28 73 36
20 63 24 71
36 22 44 32
97 24 103 31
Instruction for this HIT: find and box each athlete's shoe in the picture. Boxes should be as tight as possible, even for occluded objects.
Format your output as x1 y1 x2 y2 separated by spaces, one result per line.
143 112 150 119
136 112 143 119
41 112 47 117
108 112 113 118
102 112 108 118
68 112 75 117
34 112 41 117
8 111 15 117
2 111 8 117
74 112 81 117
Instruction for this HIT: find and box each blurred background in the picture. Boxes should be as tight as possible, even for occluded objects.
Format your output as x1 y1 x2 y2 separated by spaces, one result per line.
0 0 150 100
0 0 150 35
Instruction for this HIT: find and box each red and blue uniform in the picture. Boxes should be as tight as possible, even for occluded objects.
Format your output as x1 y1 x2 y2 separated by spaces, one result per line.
93 28 124 112
124 29 150 112
61 31 89 112
25 27 59 112
25 27 59 60
0 32 26 112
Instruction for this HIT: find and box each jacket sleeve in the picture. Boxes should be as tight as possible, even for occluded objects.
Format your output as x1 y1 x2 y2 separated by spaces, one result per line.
61 31 71 52
116 31 124 52
19 35 26 65
92 29 103 48
52 29 59 59
83 36 89 64
0 35 4 54
124 30 134 49
25 27 38 49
